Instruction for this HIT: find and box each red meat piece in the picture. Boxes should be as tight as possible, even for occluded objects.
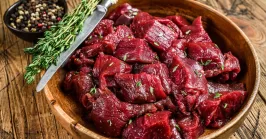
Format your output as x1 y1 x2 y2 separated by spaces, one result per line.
166 15 190 28
131 12 177 51
103 25 134 54
169 56 208 94
93 53 132 89
187 42 224 72
114 38 157 63
114 73 167 103
169 119 183 139
140 63 172 94
208 81 245 93
63 70 94 110
156 17 183 38
154 97 177 112
122 111 172 139
90 89 157 137
177 112 205 139
181 16 212 43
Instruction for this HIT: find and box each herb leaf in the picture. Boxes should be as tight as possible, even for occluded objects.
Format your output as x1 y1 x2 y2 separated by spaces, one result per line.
200 59 212 66
172 65 179 72
214 92 222 99
150 86 154 95
90 87 97 94
123 54 127 61
221 64 225 70
154 42 159 46
136 81 142 87
181 90 187 96
128 119 132 125
194 70 203 77
185 30 191 35
107 120 112 126
223 103 228 108
109 62 114 66
175 124 181 131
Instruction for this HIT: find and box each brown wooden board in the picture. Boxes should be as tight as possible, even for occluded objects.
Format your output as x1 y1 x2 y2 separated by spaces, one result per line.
0 0 265 139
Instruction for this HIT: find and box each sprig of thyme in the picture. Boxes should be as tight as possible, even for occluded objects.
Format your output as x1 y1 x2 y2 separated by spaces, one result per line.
24 0 100 84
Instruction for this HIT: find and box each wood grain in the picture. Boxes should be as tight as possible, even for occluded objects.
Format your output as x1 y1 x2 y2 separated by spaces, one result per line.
0 0 265 139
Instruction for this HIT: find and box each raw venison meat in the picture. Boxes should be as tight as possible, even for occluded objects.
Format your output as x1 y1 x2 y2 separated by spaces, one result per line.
154 97 177 112
114 73 167 103
66 48 95 71
89 89 157 137
204 52 241 81
181 16 212 43
197 90 247 128
93 53 132 89
156 17 183 38
107 3 139 26
131 12 177 51
122 111 172 139
139 63 172 94
169 56 208 94
63 70 94 110
169 119 183 139
160 39 187 66
114 38 157 63
208 81 245 93
103 25 134 54
177 112 204 139
166 15 190 28
187 42 224 72
85 19 115 46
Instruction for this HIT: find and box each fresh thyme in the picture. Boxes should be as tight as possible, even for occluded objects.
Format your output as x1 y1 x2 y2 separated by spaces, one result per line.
24 0 100 84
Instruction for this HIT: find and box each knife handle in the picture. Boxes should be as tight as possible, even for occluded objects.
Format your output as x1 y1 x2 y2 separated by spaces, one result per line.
99 0 113 8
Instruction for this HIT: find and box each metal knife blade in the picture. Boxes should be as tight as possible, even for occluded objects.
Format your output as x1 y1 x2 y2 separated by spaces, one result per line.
36 5 109 92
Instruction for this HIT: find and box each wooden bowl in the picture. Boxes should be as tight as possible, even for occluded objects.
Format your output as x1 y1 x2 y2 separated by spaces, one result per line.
44 0 260 138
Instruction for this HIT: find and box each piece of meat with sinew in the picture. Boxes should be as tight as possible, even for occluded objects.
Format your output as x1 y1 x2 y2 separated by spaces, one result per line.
92 53 132 89
197 90 247 128
156 17 183 38
166 15 190 28
63 70 94 110
107 3 139 26
177 112 205 139
114 38 158 63
187 42 224 72
131 13 177 51
89 89 157 137
84 19 115 46
66 48 95 71
114 73 167 104
139 63 172 94
208 81 245 93
169 119 183 139
169 56 208 95
122 111 172 139
103 25 134 54
154 97 177 113
181 16 212 43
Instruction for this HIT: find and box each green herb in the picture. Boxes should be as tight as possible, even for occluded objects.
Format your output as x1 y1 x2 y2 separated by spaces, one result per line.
214 44 219 48
194 70 203 78
185 30 191 35
132 12 138 16
90 87 97 94
150 86 154 95
154 42 159 46
214 92 222 99
109 62 114 66
146 113 151 116
223 103 228 108
88 35 92 40
99 34 103 39
175 124 181 131
155 55 159 60
221 64 225 70
107 120 112 126
200 59 212 66
183 51 187 57
23 0 100 84
136 81 142 87
128 119 132 125
74 71 79 74
181 90 187 96
123 54 127 61
172 65 179 72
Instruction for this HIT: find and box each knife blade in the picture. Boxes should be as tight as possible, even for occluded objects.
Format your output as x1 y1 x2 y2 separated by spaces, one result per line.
36 1 114 92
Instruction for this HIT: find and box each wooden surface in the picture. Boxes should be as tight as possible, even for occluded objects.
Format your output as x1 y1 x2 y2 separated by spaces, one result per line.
0 0 265 139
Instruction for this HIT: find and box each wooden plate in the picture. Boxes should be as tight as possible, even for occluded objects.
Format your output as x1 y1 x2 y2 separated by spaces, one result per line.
44 0 260 138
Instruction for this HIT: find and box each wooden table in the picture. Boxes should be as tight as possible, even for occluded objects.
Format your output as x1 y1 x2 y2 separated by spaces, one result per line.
0 0 266 138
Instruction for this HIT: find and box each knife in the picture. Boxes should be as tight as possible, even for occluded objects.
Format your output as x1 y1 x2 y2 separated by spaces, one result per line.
36 0 117 92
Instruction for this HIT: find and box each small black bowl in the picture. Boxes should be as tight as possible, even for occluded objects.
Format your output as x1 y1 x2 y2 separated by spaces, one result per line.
3 0 68 42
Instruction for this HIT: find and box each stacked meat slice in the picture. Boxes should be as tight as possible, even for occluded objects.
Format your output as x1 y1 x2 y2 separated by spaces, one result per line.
62 3 247 139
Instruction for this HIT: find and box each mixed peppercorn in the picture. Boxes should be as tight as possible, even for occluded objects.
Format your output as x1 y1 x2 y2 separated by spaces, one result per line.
9 0 65 32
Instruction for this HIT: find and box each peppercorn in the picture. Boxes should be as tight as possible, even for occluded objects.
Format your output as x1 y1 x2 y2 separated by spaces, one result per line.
9 0 65 32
